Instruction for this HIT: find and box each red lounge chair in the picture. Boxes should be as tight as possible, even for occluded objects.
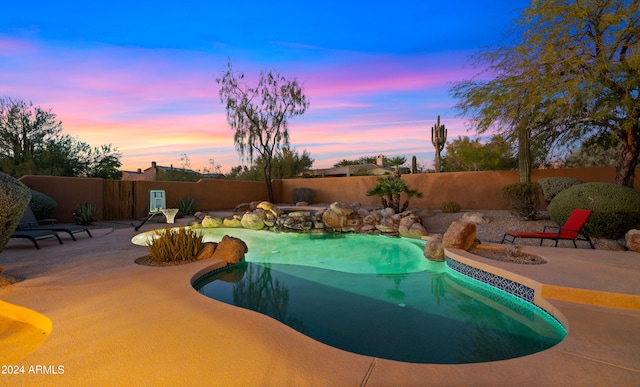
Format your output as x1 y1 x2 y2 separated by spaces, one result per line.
501 209 595 249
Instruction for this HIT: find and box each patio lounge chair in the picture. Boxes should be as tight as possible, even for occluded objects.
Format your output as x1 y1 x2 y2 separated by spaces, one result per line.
501 208 595 249
11 229 63 250
17 206 92 241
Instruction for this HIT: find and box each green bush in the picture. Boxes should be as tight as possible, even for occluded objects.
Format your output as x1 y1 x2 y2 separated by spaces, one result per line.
178 196 197 216
441 201 461 213
501 183 542 220
73 202 97 226
147 226 204 263
537 177 584 204
29 190 58 219
548 182 640 239
0 172 31 251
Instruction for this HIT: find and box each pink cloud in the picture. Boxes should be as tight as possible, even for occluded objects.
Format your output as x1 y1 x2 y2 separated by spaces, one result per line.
2 38 485 174
0 36 39 56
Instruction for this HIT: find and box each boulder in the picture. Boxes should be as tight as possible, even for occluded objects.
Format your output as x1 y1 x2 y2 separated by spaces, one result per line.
424 234 445 261
330 202 353 216
195 242 217 260
257 201 275 211
257 201 282 217
212 235 248 264
625 229 640 253
201 216 223 228
593 238 627 251
381 207 395 217
405 223 428 239
322 208 346 229
241 212 265 230
223 216 243 228
460 212 491 224
363 212 381 225
357 207 370 217
375 217 397 233
233 203 251 212
398 214 428 239
442 221 477 251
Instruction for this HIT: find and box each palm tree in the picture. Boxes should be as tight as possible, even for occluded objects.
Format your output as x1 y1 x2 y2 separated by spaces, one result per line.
385 156 407 177
366 176 423 213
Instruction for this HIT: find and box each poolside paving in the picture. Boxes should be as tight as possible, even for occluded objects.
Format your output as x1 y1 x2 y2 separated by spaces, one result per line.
0 219 639 386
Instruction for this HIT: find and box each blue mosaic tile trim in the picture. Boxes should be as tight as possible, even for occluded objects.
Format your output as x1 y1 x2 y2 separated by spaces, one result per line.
446 256 535 303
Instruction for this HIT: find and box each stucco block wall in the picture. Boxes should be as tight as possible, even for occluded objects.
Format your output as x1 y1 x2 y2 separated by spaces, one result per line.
17 166 638 222
19 175 104 223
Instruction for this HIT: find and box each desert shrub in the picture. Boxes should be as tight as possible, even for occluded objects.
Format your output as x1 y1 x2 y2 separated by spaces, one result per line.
441 201 461 213
0 172 32 251
548 182 640 239
147 226 204 263
178 196 197 216
292 187 313 204
501 183 542 220
537 177 584 204
73 202 97 226
29 190 58 219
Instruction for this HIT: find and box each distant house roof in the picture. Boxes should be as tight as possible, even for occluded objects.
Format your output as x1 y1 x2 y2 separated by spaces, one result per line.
306 164 394 177
121 161 224 181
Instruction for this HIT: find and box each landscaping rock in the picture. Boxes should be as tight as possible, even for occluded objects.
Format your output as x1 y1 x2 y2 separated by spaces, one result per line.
212 235 248 264
223 216 243 228
424 234 445 261
625 229 640 253
241 212 265 230
593 238 627 251
257 201 281 217
442 221 477 251
381 207 395 217
330 202 353 216
322 208 345 229
196 242 217 260
460 212 491 224
375 217 397 233
201 216 223 228
398 214 428 239
233 202 251 212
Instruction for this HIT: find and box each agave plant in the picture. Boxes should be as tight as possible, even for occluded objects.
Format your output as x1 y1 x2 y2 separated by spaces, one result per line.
366 176 423 213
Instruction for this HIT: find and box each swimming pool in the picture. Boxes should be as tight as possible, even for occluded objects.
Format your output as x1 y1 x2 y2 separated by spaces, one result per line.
134 228 566 364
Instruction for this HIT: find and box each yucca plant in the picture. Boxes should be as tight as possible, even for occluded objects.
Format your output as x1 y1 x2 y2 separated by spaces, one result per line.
147 226 204 263
178 196 197 216
73 202 97 225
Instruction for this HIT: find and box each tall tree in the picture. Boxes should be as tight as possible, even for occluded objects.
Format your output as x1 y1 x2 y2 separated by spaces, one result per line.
442 135 518 172
266 147 314 179
0 97 62 165
333 156 377 167
217 61 309 202
451 0 640 187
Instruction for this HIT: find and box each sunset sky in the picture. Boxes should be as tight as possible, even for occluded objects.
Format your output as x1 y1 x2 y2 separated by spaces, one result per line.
1 1 530 174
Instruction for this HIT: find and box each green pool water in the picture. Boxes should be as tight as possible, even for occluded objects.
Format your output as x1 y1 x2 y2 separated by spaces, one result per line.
134 228 566 364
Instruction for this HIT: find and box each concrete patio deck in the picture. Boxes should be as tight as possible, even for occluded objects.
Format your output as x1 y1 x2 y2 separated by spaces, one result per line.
0 219 639 386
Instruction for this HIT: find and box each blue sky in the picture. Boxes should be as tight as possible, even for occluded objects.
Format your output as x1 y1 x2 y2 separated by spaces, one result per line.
0 1 530 173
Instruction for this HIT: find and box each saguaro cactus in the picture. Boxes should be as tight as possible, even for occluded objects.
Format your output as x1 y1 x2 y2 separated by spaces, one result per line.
431 115 447 173
411 155 418 174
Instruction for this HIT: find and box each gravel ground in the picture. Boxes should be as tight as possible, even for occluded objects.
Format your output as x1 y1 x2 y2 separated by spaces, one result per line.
426 209 630 250
422 209 581 247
